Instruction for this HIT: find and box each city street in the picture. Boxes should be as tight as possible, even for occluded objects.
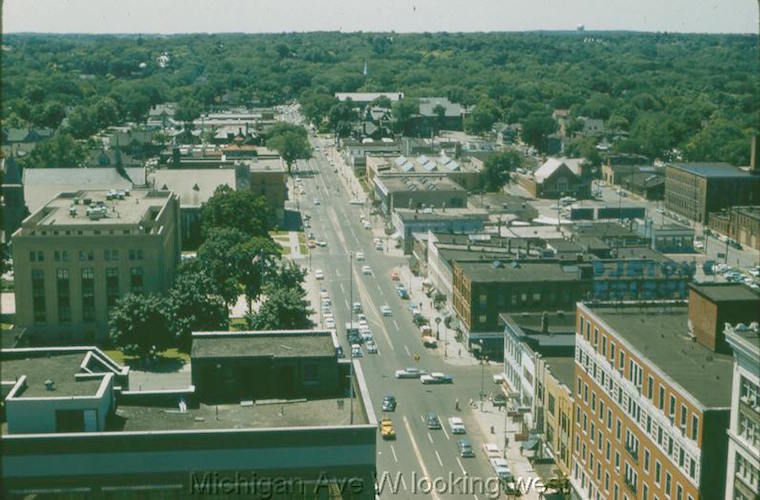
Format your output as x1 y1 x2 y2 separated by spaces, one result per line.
291 133 527 499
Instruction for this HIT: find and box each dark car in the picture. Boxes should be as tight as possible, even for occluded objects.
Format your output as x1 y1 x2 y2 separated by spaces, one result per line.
426 412 441 429
457 439 475 458
382 395 397 412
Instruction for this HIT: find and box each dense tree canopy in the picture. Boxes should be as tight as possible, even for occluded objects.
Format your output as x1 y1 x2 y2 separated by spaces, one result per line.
2 31 757 164
480 150 524 192
200 185 272 239
264 122 312 173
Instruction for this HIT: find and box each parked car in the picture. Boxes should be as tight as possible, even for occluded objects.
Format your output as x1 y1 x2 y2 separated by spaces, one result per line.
355 252 365 261
457 439 475 458
360 331 373 342
365 340 378 354
489 458 513 481
351 344 363 358
381 395 397 412
380 305 393 316
483 443 501 459
314 269 324 280
325 318 336 329
391 269 400 281
422 336 438 348
352 302 362 313
426 412 441 429
395 367 426 379
448 416 466 434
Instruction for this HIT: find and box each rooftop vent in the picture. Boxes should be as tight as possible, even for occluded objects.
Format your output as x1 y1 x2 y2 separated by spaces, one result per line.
44 379 55 391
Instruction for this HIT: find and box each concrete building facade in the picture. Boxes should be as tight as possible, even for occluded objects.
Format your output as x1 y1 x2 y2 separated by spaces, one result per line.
11 189 181 343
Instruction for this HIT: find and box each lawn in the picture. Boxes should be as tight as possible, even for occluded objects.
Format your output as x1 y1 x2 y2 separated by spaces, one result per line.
1 323 13 330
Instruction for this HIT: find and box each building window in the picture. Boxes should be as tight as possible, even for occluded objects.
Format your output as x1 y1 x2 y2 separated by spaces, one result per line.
81 268 95 321
618 351 625 370
593 328 598 347
665 472 671 497
644 448 650 473
601 336 606 356
56 269 71 323
32 269 46 323
616 418 622 441
669 395 676 419
130 267 144 294
106 267 119 309
648 376 654 399
610 342 615 362
591 392 596 412
691 415 699 441
659 386 665 410
655 461 661 485
548 394 556 416
478 314 487 324
79 249 94 261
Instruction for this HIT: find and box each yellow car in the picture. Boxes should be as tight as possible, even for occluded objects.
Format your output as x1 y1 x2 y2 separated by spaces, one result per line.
380 418 396 440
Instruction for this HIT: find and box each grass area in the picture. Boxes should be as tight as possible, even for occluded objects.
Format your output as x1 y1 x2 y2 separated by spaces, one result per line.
280 246 291 255
2 323 13 330
270 230 289 237
230 318 248 330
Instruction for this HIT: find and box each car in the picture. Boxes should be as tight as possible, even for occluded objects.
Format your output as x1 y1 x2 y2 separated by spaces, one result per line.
448 417 466 434
380 418 396 440
457 439 475 458
355 252 365 261
348 333 362 345
357 313 367 321
489 458 513 481
352 302 363 313
358 319 368 329
380 305 392 316
361 265 372 275
492 392 508 408
483 443 501 459
363 222 371 230
426 412 441 429
365 341 378 354
391 270 400 281
395 367 426 379
314 269 324 280
361 331 373 342
351 344 363 358
317 240 328 247
397 287 409 299
307 240 317 248
313 198 320 205
421 336 438 348
319 289 329 299
325 319 336 329
420 372 453 384
303 220 311 228
375 241 383 251
381 395 397 412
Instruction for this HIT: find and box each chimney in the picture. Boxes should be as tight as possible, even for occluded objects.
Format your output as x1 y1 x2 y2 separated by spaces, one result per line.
44 379 55 391
751 134 757 174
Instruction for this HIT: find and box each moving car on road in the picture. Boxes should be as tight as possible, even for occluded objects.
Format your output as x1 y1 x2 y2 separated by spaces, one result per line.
420 372 453 384
314 269 324 280
365 340 378 353
421 336 438 348
381 395 397 412
355 251 365 261
380 418 396 440
351 344 362 358
448 416 466 434
457 439 475 458
380 305 392 316
361 265 372 275
483 443 501 459
426 412 441 429
395 367 426 379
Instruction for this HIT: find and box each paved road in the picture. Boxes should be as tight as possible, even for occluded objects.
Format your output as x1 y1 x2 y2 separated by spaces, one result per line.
291 134 509 499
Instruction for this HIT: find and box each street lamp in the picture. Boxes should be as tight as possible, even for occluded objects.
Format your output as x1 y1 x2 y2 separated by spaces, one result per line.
435 316 442 341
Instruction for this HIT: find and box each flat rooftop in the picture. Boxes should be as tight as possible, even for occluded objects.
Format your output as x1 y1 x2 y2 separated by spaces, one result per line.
192 331 337 359
394 208 488 223
572 222 642 239
26 189 171 228
113 398 367 431
543 356 577 389
689 282 760 303
248 158 286 172
457 260 584 283
2 353 104 398
377 176 465 193
587 305 733 408
669 162 753 178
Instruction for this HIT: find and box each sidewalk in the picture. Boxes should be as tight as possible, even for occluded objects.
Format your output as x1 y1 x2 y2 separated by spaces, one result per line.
471 400 542 500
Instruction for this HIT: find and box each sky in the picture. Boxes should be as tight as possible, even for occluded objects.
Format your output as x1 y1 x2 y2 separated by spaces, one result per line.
2 0 758 35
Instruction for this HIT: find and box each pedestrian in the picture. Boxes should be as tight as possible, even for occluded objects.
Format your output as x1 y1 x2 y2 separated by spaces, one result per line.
458 348 462 357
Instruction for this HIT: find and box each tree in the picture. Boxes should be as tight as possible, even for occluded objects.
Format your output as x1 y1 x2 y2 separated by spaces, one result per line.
38 101 66 128
175 97 201 129
392 98 419 136
521 112 558 152
265 124 312 174
464 98 500 135
245 284 313 330
237 236 282 312
371 95 392 109
200 185 272 239
196 227 249 306
21 133 86 168
270 260 307 290
328 100 357 138
299 91 337 126
168 260 229 350
433 104 447 133
108 293 173 360
480 150 523 192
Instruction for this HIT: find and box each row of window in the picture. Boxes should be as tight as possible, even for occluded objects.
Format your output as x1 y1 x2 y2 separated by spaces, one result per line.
31 267 144 324
576 341 700 484
30 249 145 263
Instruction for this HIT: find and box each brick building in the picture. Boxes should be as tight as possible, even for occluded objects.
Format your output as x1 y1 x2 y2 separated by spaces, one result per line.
708 206 760 251
687 283 760 354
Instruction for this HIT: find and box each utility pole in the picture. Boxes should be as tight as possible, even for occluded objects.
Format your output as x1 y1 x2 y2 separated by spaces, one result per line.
349 251 353 330
349 358 354 425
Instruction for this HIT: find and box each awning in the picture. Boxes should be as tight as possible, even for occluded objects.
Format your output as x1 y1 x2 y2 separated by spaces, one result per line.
522 437 540 451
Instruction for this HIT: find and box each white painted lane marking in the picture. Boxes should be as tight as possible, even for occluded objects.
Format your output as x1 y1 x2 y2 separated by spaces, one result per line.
400 475 407 491
390 444 398 463
404 345 411 356
403 416 440 500
434 450 443 467
427 433 434 444
393 320 399 331
456 457 467 475
441 425 450 441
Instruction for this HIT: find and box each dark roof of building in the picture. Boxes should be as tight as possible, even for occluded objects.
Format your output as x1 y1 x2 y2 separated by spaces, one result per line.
689 283 760 303
191 331 337 359
114 397 367 431
669 162 752 178
622 171 665 188
572 222 641 239
1 156 22 185
586 304 733 408
394 208 489 223
543 356 577 389
545 238 585 254
457 261 584 283
608 246 672 264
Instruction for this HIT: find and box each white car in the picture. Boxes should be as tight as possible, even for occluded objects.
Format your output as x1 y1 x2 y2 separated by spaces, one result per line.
317 240 328 247
355 252 365 261
358 319 368 329
357 313 367 321
361 265 372 275
325 319 336 329
483 443 501 459
420 372 453 384
361 331 374 342
313 198 320 205
448 417 466 434
352 302 363 313
351 344 363 358
363 221 371 230
319 290 329 299
380 305 392 316
489 458 513 481
365 341 378 354
375 242 383 251
395 367 426 379
314 269 324 280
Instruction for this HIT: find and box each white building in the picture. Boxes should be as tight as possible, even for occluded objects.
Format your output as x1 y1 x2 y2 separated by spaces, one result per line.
725 322 760 500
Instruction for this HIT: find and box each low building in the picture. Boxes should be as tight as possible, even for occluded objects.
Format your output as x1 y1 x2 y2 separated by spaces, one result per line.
1 332 377 497
708 205 760 251
619 170 665 200
664 162 760 224
341 138 400 172
411 97 467 134
335 91 404 106
687 283 760 354
517 158 592 200
366 153 483 190
11 189 181 343
373 175 467 215
570 221 650 250
1 127 54 156
571 302 734 500
452 259 592 336
724 322 760 500
248 158 288 225
391 208 489 254
635 221 695 253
